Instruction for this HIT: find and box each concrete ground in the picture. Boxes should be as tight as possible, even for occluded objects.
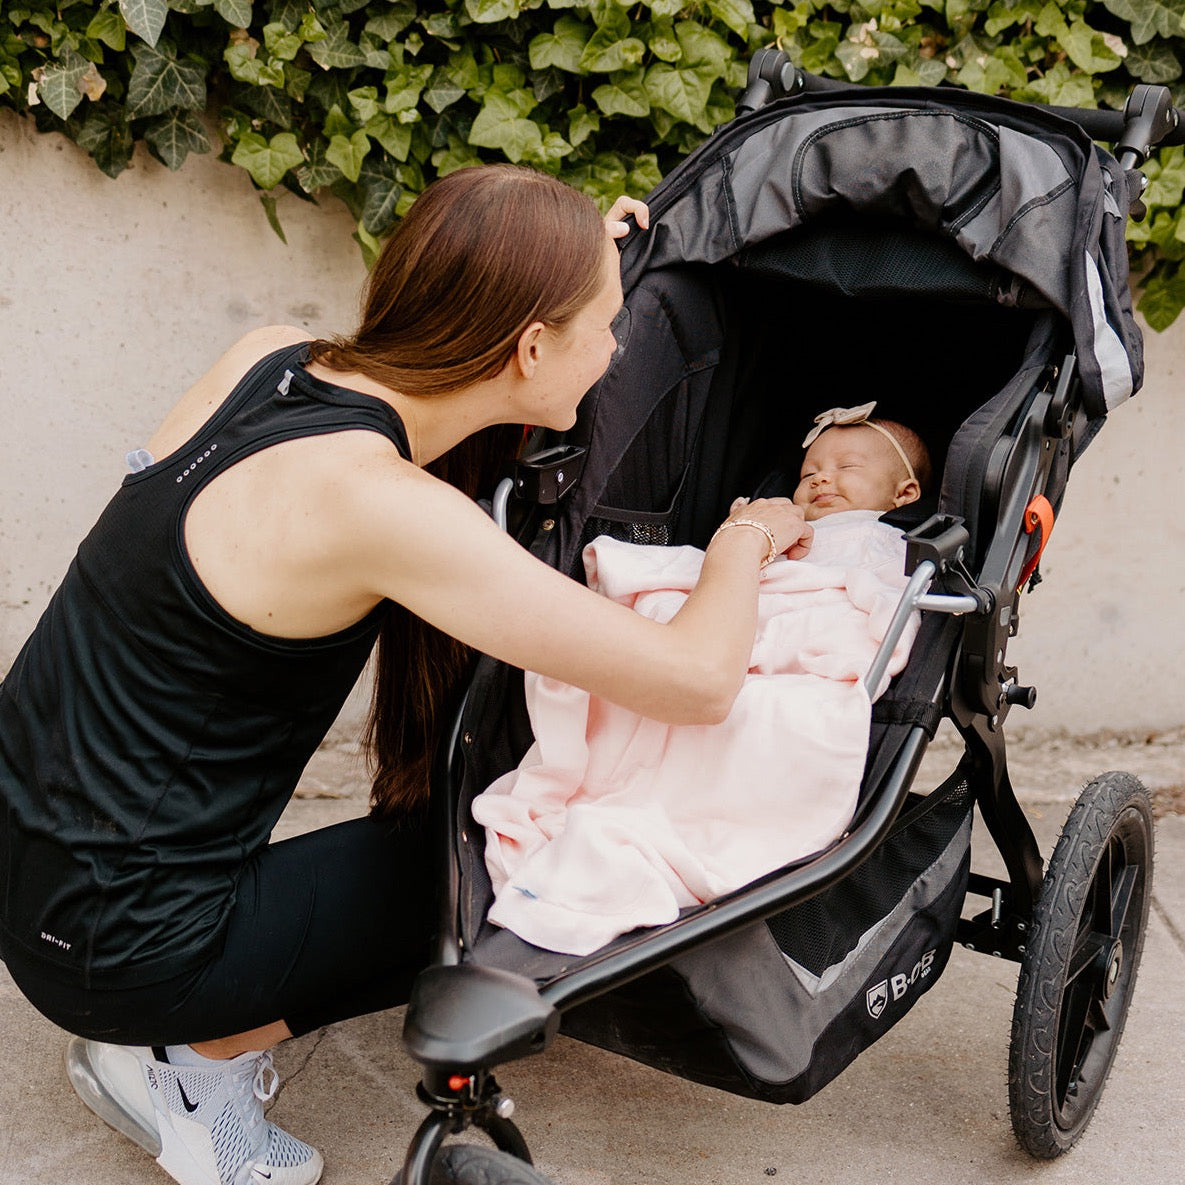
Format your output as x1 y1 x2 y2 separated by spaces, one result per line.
1 728 1182 1185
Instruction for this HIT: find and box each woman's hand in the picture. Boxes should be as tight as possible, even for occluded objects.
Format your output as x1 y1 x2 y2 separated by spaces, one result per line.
722 496 813 562
605 195 650 239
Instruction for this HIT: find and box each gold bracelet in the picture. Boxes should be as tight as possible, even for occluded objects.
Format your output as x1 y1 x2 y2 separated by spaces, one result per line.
710 518 779 568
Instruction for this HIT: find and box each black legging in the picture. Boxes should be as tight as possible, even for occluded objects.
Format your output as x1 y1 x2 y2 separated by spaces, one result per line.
4 815 436 1044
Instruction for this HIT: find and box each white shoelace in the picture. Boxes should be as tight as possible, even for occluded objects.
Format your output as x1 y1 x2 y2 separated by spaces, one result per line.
229 1051 279 1154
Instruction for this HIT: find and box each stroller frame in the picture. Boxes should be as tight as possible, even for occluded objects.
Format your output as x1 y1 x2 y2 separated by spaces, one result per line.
394 65 1175 1185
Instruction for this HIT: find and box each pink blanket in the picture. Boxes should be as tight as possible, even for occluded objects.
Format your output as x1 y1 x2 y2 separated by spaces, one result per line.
473 509 919 955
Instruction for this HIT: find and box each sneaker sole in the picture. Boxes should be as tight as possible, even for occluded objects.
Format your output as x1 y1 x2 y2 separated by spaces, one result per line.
65 1037 163 1157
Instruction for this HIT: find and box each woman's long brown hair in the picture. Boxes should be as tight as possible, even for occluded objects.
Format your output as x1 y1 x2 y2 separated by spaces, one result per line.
310 165 606 814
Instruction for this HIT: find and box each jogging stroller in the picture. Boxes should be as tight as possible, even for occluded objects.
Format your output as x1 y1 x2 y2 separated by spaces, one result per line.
394 58 1179 1185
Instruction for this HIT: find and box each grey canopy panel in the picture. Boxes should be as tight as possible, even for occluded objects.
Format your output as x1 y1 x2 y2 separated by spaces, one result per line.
620 93 1142 417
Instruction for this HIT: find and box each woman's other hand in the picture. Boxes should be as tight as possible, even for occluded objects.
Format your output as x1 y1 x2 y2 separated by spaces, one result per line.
723 497 813 562
605 195 650 239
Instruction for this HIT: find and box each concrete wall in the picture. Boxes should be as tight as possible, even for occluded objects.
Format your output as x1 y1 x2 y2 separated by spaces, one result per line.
2 109 1183 737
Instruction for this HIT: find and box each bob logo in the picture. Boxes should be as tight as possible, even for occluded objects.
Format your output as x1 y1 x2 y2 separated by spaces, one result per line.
866 981 889 1018
866 949 937 1019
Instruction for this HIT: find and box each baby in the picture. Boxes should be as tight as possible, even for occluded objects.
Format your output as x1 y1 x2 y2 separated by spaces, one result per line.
791 402 932 522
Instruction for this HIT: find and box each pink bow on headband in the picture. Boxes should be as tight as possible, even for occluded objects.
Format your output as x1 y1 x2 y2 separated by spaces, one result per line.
801 402 878 448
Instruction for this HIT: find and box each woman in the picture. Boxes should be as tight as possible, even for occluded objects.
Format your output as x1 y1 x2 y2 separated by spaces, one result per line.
0 165 811 1185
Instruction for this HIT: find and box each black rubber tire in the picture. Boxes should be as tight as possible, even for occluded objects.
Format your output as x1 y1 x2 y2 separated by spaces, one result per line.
393 1145 556 1185
1008 770 1154 1158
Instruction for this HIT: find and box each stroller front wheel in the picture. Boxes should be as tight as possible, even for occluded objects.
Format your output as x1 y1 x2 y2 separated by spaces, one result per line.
394 1145 557 1185
1007 770 1154 1158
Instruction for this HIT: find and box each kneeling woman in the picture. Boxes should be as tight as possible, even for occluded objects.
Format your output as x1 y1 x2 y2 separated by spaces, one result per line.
0 165 811 1185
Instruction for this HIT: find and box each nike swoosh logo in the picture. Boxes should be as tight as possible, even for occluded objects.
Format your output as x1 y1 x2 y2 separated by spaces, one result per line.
176 1080 200 1113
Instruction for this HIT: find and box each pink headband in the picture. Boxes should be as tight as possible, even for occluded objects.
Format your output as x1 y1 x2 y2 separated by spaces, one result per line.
801 401 917 485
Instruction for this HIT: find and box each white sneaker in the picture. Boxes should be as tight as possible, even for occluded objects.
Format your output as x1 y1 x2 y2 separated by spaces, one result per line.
66 1038 323 1185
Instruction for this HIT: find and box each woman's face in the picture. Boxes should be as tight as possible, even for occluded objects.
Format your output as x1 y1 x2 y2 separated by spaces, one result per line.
522 236 624 431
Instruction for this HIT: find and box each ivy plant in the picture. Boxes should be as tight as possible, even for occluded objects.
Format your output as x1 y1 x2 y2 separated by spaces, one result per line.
5 0 1185 325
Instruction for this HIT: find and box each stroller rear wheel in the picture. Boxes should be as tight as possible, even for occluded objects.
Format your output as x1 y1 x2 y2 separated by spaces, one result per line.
394 1145 556 1185
1008 771 1154 1158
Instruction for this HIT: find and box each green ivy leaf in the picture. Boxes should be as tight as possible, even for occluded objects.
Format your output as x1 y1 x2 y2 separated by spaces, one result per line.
263 22 302 62
225 42 286 87
119 0 169 47
984 0 1042 37
364 3 417 41
76 104 134 177
35 45 91 119
1100 0 1185 47
236 80 294 128
529 15 589 73
707 0 755 39
364 112 413 158
358 32 392 70
894 56 949 87
673 20 732 72
1145 147 1185 208
579 10 646 73
127 41 206 117
568 103 599 146
260 193 288 244
359 157 402 234
628 152 662 195
231 128 305 188
307 20 368 70
383 62 433 116
1136 262 1185 329
431 135 482 175
143 108 211 168
269 0 309 33
353 220 383 269
1061 18 1125 73
1126 39 1182 83
648 17 680 63
469 90 542 161
86 10 128 52
592 69 650 117
296 137 344 192
465 0 518 23
213 0 253 27
326 127 371 181
646 61 718 130
423 66 466 112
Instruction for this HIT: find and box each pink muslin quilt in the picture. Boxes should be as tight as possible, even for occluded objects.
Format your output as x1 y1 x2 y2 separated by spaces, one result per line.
472 509 920 955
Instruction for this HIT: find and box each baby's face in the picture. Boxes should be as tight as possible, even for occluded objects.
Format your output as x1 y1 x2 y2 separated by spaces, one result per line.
793 426 915 521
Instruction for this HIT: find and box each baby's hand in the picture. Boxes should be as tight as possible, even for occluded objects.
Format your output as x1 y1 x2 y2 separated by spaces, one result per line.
605 195 650 239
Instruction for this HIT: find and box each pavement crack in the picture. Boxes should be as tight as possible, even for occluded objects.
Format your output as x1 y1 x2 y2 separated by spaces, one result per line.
273 1027 327 1104
1151 894 1185 958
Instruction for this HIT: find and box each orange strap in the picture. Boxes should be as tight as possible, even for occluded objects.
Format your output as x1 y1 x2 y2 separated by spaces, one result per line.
1018 495 1054 591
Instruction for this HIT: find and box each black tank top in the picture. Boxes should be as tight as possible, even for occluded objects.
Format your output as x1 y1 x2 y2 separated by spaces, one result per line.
0 344 410 986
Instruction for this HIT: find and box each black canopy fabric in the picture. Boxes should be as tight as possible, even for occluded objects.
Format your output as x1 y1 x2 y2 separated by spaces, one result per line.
622 87 1142 416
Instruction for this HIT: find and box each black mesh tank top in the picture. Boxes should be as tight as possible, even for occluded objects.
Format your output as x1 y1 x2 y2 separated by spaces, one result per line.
0 343 409 986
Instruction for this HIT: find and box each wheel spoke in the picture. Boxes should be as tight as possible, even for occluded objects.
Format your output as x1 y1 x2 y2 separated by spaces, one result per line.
1064 929 1106 984
1056 975 1096 1107
1109 860 1139 939
1089 841 1113 933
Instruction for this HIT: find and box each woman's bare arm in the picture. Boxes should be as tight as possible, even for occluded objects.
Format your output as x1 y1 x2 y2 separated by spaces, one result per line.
339 451 811 725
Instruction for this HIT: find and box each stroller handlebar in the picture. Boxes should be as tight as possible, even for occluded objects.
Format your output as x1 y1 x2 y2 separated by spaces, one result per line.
740 49 1185 166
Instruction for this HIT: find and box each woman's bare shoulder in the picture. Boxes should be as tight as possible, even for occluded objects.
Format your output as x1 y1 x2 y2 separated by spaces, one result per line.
146 326 316 459
219 324 314 369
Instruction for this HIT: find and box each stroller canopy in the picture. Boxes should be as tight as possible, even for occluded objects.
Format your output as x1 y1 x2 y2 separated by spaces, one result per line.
622 87 1141 418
